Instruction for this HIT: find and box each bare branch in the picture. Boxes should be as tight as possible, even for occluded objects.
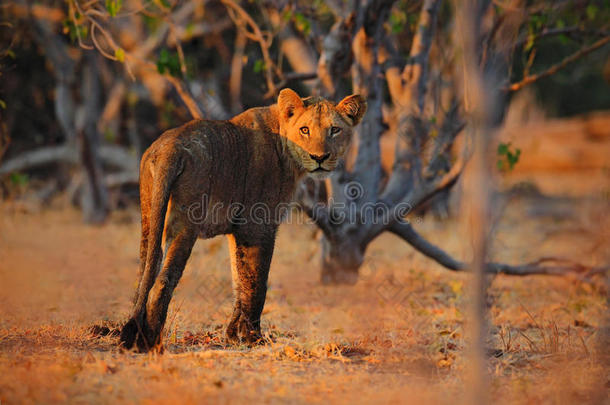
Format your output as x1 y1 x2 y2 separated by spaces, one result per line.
266 6 319 93
98 145 138 172
513 26 610 50
173 19 233 43
351 0 396 203
506 36 610 92
273 72 318 93
412 157 464 208
389 221 609 277
0 144 138 175
220 0 278 97
394 0 441 109
6 3 65 23
0 146 75 175
382 0 442 208
317 17 354 97
105 171 139 187
64 0 205 119
160 70 204 119
230 30 247 114
98 80 126 134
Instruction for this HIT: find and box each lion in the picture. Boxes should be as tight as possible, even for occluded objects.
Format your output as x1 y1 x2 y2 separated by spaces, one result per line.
119 88 367 351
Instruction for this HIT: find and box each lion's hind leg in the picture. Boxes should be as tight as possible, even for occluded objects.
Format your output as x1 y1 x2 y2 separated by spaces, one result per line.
120 152 183 351
133 172 152 305
135 205 197 351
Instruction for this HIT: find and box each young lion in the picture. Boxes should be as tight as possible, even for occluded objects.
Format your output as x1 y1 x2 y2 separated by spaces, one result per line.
120 88 367 352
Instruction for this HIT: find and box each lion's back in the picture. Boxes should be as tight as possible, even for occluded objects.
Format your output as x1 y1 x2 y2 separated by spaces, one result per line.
142 119 247 170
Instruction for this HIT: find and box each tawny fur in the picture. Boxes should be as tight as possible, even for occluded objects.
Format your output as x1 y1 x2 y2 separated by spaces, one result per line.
120 89 366 352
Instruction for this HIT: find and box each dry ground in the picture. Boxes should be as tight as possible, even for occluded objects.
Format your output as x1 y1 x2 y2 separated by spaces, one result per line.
0 186 608 404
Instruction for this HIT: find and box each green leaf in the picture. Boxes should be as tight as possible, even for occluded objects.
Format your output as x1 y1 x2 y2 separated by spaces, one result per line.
282 9 293 21
105 0 123 17
156 49 182 77
497 143 520 172
293 12 311 36
253 59 265 73
114 47 125 63
586 4 598 20
10 172 29 186
159 48 169 63
389 10 407 34
508 148 522 169
525 33 535 51
497 142 509 155
0 99 6 109
142 14 161 32
62 19 77 42
185 22 195 38
103 128 116 142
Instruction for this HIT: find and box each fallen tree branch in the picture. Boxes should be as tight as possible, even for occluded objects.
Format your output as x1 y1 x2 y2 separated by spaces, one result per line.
505 36 610 92
105 171 139 187
98 145 139 171
0 146 74 174
0 144 138 175
388 221 609 277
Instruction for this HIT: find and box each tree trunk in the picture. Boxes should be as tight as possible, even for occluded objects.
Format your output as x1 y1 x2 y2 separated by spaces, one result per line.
294 0 604 284
320 234 364 285
77 54 109 224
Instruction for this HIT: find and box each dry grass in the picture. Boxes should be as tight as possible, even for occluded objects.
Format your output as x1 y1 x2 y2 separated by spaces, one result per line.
0 190 607 404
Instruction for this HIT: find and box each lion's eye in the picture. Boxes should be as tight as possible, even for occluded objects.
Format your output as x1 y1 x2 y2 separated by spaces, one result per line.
300 127 310 136
330 126 341 136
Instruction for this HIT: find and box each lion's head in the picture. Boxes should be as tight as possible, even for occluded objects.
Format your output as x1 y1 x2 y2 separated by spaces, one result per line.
277 88 367 179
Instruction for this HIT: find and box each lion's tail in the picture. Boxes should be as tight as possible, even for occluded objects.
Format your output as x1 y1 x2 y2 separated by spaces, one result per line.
134 152 183 315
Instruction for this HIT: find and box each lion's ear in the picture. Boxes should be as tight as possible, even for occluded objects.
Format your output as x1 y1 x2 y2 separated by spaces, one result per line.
277 88 304 121
336 94 367 126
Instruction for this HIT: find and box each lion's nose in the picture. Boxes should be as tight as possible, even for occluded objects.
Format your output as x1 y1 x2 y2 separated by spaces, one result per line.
310 153 330 164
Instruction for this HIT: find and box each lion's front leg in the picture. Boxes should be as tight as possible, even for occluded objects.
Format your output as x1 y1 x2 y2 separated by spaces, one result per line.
225 228 276 345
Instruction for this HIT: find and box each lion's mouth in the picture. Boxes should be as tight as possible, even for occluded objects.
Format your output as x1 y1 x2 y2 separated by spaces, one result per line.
311 167 330 173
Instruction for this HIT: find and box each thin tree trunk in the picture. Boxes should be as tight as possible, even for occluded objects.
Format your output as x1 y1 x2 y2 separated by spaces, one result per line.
455 1 492 401
77 53 109 224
